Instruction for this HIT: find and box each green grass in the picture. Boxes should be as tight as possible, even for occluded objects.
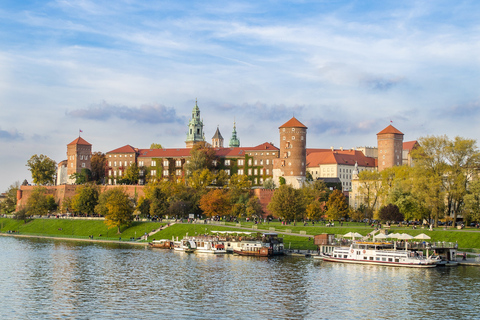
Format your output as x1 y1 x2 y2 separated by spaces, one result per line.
2 217 480 250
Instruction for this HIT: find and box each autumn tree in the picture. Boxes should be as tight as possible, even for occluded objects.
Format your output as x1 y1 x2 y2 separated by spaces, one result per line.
70 168 92 184
463 178 480 224
70 183 99 215
267 184 305 222
26 154 57 185
119 163 141 185
199 189 231 218
188 168 214 189
26 187 57 216
184 142 217 176
95 188 134 233
325 189 349 221
305 200 324 221
90 152 106 183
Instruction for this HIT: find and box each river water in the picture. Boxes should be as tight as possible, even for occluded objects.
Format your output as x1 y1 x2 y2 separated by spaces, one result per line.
0 236 479 320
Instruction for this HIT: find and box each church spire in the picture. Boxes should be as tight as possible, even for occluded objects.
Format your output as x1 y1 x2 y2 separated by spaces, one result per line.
185 99 205 148
229 120 240 148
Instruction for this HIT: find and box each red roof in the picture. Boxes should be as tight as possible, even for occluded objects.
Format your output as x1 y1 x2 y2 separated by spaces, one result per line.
306 150 376 168
242 142 279 151
107 145 137 154
403 140 418 151
279 117 307 129
377 124 403 135
68 137 91 146
137 148 191 158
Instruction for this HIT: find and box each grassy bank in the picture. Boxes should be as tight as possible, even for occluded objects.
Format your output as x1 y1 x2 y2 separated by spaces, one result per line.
1 217 480 250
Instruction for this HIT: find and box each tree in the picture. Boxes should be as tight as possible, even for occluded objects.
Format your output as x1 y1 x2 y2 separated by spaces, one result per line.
305 200 324 221
199 189 231 218
26 154 57 185
463 178 480 224
2 182 19 214
70 183 99 215
70 168 92 184
120 163 140 185
149 186 169 218
263 178 275 189
357 170 382 216
188 169 214 189
150 143 163 149
267 185 305 222
90 152 106 183
95 188 134 233
379 204 404 222
184 142 217 176
325 190 349 221
26 187 57 216
246 196 263 219
13 207 29 223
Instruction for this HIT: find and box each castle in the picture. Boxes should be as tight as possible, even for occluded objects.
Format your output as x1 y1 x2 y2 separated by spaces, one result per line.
55 101 417 195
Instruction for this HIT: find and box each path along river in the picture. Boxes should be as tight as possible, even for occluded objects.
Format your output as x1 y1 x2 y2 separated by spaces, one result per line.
0 236 479 319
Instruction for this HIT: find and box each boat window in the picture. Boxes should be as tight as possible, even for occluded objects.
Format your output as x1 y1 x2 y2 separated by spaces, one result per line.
395 259 399 263
376 257 380 261
382 258 387 261
343 255 348 258
363 257 367 260
388 258 393 262
369 257 374 260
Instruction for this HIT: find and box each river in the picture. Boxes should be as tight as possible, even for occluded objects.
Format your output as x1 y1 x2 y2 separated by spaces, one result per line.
0 236 479 319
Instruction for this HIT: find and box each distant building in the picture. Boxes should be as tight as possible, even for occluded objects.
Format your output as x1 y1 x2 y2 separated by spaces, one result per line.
377 124 404 172
211 127 224 148
57 136 92 185
185 100 205 148
229 121 240 148
306 149 376 191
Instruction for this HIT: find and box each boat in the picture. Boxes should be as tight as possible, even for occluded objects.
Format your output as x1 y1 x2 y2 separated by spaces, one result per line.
322 242 439 268
184 235 227 254
148 239 174 249
173 239 197 253
233 233 284 257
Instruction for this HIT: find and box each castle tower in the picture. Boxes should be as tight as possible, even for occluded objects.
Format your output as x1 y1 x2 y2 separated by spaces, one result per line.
185 99 205 148
212 126 224 148
229 121 240 148
66 136 92 184
377 124 404 172
273 117 307 189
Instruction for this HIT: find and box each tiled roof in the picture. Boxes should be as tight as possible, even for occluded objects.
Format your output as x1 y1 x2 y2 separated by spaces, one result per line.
279 117 307 129
107 145 137 154
68 137 91 146
242 142 279 151
377 124 403 135
212 127 223 140
403 140 418 151
307 150 376 168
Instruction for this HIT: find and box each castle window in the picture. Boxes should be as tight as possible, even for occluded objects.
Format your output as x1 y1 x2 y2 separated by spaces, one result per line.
248 168 252 175
114 161 117 167
292 136 295 140
225 169 230 175
124 161 127 166
248 159 252 166
152 160 156 166
82 163 85 168
301 136 304 141
176 160 182 167
163 160 169 167
283 136 286 140
260 159 263 165
108 170 112 176
254 160 257 165
176 169 182 176
119 155 122 157
292 128 295 132
139 161 144 166
163 170 169 176
151 170 156 176
266 159 269 165
225 159 230 166
238 169 244 175
197 129 200 134
266 169 269 175
238 159 244 166
254 169 258 175
109 161 112 166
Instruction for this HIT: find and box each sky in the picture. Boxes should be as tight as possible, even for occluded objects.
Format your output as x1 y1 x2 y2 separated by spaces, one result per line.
1 0 480 192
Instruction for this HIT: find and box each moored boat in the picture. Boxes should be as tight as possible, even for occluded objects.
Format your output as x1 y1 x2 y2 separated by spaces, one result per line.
173 239 197 253
148 239 174 249
233 233 284 257
322 242 439 268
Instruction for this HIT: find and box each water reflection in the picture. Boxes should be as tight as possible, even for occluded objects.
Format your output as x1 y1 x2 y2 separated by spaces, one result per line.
1 237 480 319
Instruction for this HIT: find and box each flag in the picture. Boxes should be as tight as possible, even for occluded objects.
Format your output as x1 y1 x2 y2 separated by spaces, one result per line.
79 129 83 133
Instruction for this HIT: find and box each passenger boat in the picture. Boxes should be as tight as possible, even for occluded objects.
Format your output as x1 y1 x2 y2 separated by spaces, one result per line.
184 235 226 254
322 242 439 268
173 239 197 253
148 239 173 249
232 233 284 257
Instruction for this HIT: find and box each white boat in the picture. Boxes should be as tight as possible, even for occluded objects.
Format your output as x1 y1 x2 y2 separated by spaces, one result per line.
189 236 226 254
322 242 439 268
232 233 284 257
173 239 197 253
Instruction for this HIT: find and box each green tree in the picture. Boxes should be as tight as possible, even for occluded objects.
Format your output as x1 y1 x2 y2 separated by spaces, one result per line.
357 170 382 216
325 190 349 221
119 163 140 185
95 188 134 233
70 168 92 184
150 143 163 149
267 184 304 222
149 186 169 218
246 196 263 219
184 142 217 176
464 178 480 224
2 182 20 214
26 187 57 216
70 183 99 215
263 178 275 189
26 154 57 185
13 207 29 223
90 152 106 183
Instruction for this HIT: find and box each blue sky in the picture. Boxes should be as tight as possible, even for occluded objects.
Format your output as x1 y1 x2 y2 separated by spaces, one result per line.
1 0 480 192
